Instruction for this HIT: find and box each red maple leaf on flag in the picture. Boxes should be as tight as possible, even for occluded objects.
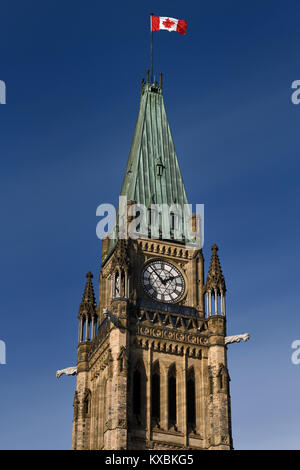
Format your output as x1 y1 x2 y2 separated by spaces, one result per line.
162 18 175 29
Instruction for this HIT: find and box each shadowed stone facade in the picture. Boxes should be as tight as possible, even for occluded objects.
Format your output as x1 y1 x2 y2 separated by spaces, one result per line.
72 76 233 450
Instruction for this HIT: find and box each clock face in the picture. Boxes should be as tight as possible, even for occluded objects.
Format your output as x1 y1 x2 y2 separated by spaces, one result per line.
141 260 185 303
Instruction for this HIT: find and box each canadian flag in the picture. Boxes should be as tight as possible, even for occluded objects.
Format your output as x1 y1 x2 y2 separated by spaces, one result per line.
151 16 187 35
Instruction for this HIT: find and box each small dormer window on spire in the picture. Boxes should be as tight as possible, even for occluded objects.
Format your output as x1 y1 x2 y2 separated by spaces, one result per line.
156 157 165 176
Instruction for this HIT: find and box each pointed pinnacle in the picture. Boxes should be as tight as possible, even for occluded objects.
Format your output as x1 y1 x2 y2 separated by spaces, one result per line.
206 244 226 293
82 272 96 303
79 271 97 317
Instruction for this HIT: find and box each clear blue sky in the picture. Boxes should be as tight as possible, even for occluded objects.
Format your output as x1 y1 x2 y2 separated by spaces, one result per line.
0 0 299 449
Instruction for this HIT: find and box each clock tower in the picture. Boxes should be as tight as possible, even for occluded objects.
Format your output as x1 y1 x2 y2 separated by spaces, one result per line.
72 75 233 450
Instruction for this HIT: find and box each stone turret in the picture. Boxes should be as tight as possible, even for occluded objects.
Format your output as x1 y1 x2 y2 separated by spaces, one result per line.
70 76 234 451
206 245 232 449
205 244 226 317
73 272 98 450
78 272 98 343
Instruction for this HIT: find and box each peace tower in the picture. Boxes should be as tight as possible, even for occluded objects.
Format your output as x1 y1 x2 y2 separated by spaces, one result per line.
71 74 235 450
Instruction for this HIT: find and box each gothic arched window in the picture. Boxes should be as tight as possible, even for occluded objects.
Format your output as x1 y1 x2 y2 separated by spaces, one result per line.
83 388 91 417
187 367 196 431
120 270 125 297
115 271 120 297
170 211 175 231
151 362 160 424
218 364 227 391
168 364 176 425
132 361 146 426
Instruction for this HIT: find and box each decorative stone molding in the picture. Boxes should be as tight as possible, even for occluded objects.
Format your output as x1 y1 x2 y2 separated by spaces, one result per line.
111 239 130 271
136 309 203 332
149 440 185 450
90 347 113 381
89 319 110 357
137 325 208 347
134 336 203 360
138 240 190 260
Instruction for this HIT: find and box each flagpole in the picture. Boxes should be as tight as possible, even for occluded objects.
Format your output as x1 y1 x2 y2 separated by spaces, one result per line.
150 13 154 83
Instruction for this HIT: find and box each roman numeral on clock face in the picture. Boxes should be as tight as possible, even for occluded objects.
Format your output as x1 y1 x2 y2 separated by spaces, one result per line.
141 260 185 304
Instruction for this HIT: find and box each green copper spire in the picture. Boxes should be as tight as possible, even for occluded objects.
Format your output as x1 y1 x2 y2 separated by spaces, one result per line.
103 77 189 264
120 80 188 208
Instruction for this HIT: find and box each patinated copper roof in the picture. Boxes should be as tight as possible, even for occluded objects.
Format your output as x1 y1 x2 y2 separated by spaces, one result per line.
119 81 188 207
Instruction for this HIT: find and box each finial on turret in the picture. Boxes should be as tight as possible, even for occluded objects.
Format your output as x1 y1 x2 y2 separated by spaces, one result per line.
80 271 96 312
146 69 149 83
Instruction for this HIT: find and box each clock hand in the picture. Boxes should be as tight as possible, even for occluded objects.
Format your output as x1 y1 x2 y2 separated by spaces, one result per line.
154 270 165 284
151 272 164 288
